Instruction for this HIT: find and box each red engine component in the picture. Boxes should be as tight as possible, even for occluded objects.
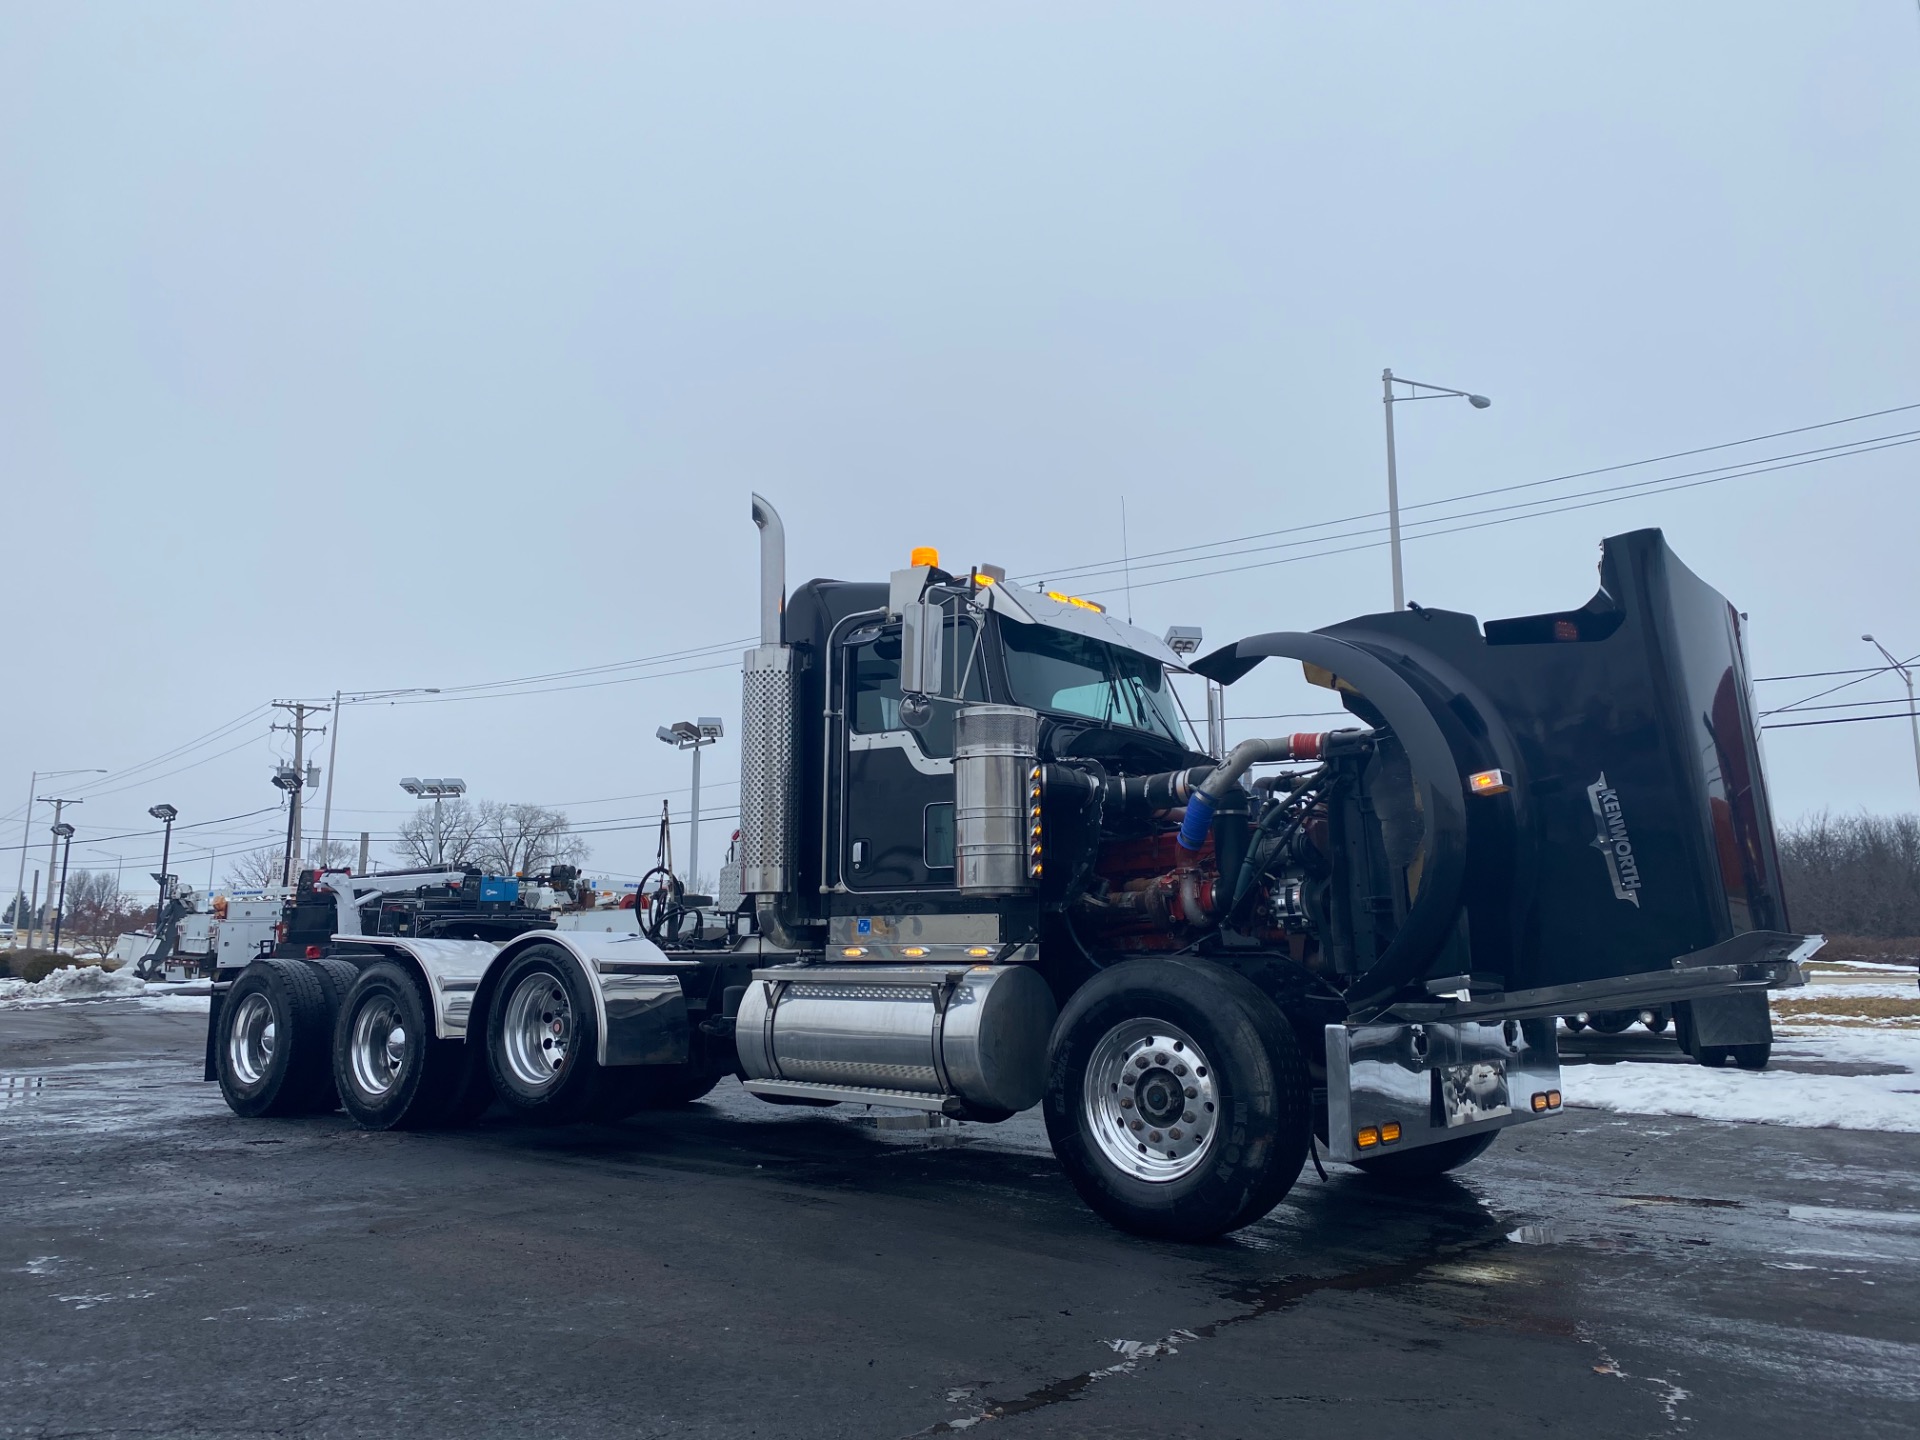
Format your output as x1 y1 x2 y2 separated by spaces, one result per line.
1073 829 1222 952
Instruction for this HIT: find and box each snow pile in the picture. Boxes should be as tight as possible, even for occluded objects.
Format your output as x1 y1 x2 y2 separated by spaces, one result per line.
1566 1026 1920 1133
0 965 147 1006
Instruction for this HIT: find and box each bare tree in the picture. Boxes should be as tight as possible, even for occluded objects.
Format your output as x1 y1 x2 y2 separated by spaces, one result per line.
60 871 137 958
472 801 588 877
226 847 289 889
1779 811 1920 937
392 798 485 869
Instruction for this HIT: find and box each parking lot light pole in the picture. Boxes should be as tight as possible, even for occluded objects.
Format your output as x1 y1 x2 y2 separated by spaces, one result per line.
1382 370 1491 612
50 822 76 954
149 804 178 921
656 718 723 887
12 768 103 948
1863 635 1920 799
399 778 467 866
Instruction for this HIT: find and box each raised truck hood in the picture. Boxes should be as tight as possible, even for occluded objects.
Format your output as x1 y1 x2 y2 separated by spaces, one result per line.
1194 528 1814 1023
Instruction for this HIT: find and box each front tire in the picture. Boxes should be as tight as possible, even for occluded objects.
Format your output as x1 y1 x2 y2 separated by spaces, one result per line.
1043 958 1311 1242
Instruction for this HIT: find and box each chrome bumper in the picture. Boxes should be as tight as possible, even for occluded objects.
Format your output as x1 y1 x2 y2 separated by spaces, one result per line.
1324 1019 1562 1164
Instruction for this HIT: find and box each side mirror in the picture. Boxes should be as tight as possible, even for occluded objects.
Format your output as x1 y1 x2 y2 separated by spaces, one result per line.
899 597 947 726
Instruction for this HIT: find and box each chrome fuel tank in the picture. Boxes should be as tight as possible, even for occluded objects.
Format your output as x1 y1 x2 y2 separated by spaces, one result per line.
737 962 1056 1114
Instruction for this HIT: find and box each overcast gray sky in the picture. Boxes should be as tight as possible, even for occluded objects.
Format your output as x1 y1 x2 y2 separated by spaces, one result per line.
3 3 1917 896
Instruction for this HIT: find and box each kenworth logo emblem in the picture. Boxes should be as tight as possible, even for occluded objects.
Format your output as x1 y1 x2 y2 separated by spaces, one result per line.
1586 773 1642 907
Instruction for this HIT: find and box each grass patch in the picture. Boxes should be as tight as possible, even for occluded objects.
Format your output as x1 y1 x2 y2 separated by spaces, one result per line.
1773 995 1920 1022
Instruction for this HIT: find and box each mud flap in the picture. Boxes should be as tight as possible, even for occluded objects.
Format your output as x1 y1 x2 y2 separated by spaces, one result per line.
1676 992 1772 1052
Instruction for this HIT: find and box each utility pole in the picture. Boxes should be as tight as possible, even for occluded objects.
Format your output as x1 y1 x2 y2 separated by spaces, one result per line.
12 766 103 948
271 701 328 885
35 798 81 949
1380 369 1491 612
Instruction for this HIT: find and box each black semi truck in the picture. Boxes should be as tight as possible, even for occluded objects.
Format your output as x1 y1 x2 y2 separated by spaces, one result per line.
207 496 1810 1240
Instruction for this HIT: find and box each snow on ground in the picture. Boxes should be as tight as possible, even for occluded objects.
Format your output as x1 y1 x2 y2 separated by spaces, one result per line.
0 966 146 1006
1566 1025 1920 1134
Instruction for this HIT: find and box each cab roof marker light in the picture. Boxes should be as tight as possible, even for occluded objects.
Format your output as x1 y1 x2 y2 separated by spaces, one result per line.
1468 768 1513 796
1045 590 1106 614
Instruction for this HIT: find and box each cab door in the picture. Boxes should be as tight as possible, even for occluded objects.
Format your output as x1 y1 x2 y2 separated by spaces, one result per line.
840 620 983 893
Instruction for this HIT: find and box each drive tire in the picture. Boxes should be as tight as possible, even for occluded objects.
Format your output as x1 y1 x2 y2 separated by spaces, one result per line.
1587 1010 1636 1035
216 959 334 1118
1729 1043 1771 1071
1352 1129 1498 1182
485 945 607 1124
332 961 462 1129
306 958 365 1111
1561 1015 1587 1033
1043 957 1311 1242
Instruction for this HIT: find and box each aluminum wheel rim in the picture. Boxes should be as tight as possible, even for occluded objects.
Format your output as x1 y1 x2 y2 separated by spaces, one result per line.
227 992 277 1086
1084 1018 1219 1183
349 996 408 1099
501 971 572 1091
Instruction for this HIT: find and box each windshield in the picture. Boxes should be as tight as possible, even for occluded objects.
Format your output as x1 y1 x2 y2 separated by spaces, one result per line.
999 622 1184 742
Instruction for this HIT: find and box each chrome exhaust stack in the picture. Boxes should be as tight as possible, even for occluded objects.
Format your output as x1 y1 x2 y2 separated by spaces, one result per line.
739 495 806 947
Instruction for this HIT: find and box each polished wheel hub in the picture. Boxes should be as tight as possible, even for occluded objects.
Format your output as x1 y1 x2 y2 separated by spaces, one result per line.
502 971 572 1091
350 997 408 1098
228 992 277 1086
1084 1019 1219 1182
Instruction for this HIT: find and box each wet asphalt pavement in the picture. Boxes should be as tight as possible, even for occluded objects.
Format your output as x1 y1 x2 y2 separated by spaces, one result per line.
2 1002 1916 1440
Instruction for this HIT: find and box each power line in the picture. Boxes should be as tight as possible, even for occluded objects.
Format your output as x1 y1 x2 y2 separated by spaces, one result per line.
1762 710 1920 731
1030 402 1920 586
1052 431 1920 594
1102 434 1920 596
1762 651 1920 717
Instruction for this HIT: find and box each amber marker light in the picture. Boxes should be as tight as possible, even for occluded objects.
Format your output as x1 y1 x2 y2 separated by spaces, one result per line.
910 546 940 567
1468 768 1513 796
901 946 927 957
842 946 867 958
1548 1090 1563 1108
1532 1093 1550 1112
1356 1126 1381 1149
1380 1122 1402 1143
967 946 993 958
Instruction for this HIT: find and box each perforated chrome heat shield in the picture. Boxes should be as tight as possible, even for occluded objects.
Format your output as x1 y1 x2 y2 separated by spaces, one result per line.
738 645 799 896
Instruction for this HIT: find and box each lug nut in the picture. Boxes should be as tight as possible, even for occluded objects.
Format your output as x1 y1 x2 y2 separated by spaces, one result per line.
1120 1097 1134 1109
1174 1063 1188 1076
1183 1110 1196 1123
1154 1053 1169 1065
1169 1127 1183 1140
1148 1131 1162 1143
1130 1120 1143 1132
1183 1086 1197 1099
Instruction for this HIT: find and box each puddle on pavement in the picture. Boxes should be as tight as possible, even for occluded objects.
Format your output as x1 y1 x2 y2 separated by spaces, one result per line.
0 1074 47 1105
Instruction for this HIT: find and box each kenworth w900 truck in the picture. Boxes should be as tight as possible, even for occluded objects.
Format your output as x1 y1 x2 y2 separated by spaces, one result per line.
208 496 1812 1240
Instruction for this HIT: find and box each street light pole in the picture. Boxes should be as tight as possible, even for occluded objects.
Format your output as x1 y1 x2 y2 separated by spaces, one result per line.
399 778 467 867
1863 635 1920 799
656 719 724 887
149 804 178 923
35 798 82 950
1381 369 1491 613
50 822 76 954
12 767 103 948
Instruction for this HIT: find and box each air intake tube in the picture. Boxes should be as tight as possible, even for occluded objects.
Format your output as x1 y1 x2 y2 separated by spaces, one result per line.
1178 733 1329 853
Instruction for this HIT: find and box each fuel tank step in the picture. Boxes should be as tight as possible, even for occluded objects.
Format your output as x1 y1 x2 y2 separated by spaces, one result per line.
743 1078 955 1112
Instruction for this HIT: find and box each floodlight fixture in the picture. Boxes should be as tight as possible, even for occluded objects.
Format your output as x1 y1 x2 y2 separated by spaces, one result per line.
148 803 178 822
1164 626 1203 657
